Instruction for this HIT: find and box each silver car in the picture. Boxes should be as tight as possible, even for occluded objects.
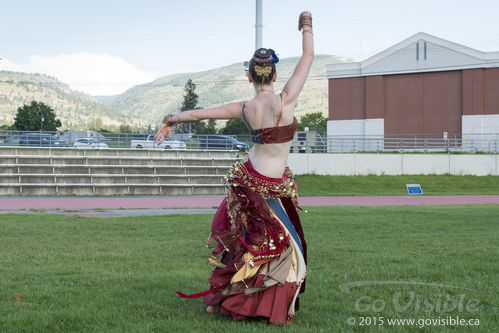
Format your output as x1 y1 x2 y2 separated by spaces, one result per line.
73 138 109 149
131 134 186 150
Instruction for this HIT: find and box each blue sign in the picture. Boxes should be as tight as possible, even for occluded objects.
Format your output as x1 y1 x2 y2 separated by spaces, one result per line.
406 184 423 195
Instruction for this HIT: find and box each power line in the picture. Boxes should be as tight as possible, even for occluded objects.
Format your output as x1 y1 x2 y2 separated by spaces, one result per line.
0 75 331 89
0 29 255 44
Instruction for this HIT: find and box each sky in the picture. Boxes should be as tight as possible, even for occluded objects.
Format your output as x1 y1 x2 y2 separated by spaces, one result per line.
1 0 499 96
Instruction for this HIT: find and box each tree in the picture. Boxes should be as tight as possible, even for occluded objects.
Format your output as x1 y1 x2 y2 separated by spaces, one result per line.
0 123 13 130
196 119 217 134
181 79 199 112
119 124 133 133
13 101 62 131
297 112 327 133
87 117 103 130
219 119 248 135
177 79 202 133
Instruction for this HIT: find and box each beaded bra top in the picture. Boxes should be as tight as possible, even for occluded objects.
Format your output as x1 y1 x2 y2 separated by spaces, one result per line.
241 94 297 144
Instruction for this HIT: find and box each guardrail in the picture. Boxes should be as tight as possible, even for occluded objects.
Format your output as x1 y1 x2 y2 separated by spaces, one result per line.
1 130 497 153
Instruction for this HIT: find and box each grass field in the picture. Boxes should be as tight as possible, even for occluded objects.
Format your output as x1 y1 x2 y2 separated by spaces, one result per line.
295 174 499 196
1 206 498 332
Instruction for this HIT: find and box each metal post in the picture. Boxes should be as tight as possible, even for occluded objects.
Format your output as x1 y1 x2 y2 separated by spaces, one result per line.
255 0 263 50
40 113 44 133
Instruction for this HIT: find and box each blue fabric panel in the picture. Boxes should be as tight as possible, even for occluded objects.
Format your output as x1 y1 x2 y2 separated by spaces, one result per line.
267 198 304 255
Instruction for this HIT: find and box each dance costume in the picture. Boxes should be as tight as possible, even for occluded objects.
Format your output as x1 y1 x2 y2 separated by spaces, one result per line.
177 97 306 324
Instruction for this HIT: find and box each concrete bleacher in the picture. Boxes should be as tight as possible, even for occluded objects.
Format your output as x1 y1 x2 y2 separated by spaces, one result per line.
0 147 240 195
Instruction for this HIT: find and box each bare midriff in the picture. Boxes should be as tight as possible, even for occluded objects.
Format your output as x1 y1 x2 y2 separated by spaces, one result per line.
249 140 292 178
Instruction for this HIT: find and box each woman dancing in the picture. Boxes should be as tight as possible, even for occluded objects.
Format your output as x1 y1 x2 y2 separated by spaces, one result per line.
155 11 314 325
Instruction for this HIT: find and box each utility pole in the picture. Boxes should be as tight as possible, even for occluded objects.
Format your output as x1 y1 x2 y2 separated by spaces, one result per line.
255 0 263 50
244 1 263 74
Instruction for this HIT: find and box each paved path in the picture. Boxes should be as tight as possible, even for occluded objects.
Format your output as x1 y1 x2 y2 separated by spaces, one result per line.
1 195 499 211
1 195 498 218
0 208 218 218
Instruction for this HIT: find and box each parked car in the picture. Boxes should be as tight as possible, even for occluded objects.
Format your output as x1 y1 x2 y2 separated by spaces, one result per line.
0 132 7 144
19 133 69 147
73 137 109 149
200 135 249 152
131 134 186 150
7 134 21 145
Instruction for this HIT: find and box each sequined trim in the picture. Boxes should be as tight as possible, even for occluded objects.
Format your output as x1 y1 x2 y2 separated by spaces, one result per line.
207 255 226 268
225 161 297 199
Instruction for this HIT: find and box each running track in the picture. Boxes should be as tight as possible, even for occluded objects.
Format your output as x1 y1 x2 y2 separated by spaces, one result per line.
1 195 499 210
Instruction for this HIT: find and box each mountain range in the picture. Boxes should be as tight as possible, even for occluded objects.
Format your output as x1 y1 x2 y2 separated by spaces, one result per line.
0 54 350 130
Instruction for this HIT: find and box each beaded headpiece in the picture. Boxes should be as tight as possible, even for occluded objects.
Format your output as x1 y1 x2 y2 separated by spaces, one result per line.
252 52 273 64
251 48 279 64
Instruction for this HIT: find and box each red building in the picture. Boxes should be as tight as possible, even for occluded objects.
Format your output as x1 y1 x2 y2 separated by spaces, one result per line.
326 32 499 143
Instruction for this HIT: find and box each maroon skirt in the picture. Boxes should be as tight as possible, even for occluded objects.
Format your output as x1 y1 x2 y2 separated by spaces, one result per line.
179 160 307 325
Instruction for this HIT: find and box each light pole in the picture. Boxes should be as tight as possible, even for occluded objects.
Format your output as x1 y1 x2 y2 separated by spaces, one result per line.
255 0 263 50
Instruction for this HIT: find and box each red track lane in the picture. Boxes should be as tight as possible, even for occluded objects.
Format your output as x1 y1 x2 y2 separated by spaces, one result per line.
1 195 499 210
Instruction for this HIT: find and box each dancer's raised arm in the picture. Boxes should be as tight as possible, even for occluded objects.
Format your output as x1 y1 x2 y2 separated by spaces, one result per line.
281 11 314 106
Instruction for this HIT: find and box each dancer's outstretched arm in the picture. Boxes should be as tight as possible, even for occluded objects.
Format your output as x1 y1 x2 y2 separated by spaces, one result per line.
281 11 314 107
155 101 244 144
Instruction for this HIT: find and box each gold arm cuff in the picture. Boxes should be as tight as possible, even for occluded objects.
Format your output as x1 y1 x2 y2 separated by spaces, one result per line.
298 11 313 31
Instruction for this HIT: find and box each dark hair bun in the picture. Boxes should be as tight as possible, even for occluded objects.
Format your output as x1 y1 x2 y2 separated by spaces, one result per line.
252 48 273 64
249 48 278 85
257 48 268 56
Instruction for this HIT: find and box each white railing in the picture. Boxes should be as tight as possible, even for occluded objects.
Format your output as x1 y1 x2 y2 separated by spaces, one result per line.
325 133 498 153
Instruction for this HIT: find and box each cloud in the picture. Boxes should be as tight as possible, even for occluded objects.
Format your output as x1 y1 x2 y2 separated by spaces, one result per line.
0 53 155 96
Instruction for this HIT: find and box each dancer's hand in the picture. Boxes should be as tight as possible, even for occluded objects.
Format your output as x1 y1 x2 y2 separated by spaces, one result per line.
154 123 171 146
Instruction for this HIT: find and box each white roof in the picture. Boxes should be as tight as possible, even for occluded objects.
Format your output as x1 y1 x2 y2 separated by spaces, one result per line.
59 130 106 141
327 32 499 78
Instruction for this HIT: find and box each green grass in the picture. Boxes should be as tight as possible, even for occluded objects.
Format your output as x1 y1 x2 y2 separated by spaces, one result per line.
1 206 498 332
295 174 499 196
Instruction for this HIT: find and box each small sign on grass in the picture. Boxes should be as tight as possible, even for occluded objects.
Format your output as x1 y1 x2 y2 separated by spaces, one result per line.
406 184 423 195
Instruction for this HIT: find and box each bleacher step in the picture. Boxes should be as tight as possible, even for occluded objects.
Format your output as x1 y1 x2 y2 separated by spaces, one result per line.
0 147 240 196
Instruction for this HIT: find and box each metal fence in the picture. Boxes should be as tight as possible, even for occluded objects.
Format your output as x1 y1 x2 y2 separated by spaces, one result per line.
325 133 499 153
0 130 253 152
0 130 497 154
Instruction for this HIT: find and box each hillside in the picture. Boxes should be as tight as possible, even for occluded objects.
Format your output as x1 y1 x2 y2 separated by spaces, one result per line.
0 55 349 129
0 71 130 128
111 54 349 123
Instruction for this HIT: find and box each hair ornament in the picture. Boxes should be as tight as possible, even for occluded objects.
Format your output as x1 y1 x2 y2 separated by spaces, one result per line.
252 54 273 64
268 49 279 64
254 65 272 77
